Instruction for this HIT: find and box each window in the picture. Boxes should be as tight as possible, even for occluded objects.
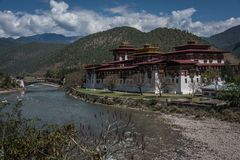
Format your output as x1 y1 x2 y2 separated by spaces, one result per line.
211 93 216 97
209 60 213 63
204 60 207 63
172 78 174 83
191 78 193 83
204 92 209 96
218 60 222 63
176 78 179 83
185 78 187 83
196 78 199 82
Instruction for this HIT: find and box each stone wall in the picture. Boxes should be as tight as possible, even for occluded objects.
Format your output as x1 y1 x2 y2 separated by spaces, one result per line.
66 88 219 112
66 88 167 111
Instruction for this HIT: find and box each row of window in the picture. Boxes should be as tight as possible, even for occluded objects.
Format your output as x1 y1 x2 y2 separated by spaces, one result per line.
92 77 200 85
185 78 199 83
202 60 222 63
165 77 200 84
198 66 222 70
94 79 154 85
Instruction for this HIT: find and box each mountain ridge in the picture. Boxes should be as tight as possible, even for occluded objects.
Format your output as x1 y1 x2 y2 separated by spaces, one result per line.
16 33 81 44
206 25 240 57
0 26 227 75
0 42 67 74
54 26 207 68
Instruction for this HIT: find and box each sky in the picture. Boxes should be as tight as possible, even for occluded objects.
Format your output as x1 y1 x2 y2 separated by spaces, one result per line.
0 0 240 38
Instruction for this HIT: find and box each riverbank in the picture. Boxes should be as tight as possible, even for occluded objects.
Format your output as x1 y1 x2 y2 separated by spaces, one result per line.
2 83 240 159
66 87 240 159
163 114 240 159
0 88 24 94
37 82 60 88
67 87 240 123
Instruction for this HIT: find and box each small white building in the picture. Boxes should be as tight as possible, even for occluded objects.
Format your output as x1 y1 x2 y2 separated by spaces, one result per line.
16 79 25 88
201 82 226 97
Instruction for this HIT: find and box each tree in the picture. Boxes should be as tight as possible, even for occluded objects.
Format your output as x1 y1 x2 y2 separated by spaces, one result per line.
0 104 145 160
201 68 220 85
155 70 168 97
221 60 236 82
45 69 58 78
188 79 200 96
155 79 168 97
71 111 145 159
132 72 145 95
218 77 240 108
103 74 118 92
0 75 19 89
64 67 86 88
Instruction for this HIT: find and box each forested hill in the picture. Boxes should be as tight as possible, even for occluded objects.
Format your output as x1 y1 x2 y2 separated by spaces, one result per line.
206 25 240 57
16 33 80 44
0 26 207 75
53 26 206 67
0 38 21 53
0 42 66 74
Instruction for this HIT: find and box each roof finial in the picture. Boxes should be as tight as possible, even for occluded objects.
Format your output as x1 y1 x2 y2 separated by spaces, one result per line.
187 40 196 44
121 41 130 46
144 43 151 48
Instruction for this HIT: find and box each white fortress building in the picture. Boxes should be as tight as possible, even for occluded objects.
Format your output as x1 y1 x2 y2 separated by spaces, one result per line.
85 41 229 94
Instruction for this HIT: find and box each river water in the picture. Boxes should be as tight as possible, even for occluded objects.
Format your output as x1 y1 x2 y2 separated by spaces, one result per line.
0 84 193 159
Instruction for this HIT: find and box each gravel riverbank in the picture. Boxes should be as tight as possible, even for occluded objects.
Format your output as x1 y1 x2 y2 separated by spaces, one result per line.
162 114 240 160
67 89 240 159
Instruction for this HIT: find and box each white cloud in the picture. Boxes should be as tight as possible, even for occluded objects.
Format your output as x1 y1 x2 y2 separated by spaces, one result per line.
50 0 69 14
0 0 240 38
105 5 130 15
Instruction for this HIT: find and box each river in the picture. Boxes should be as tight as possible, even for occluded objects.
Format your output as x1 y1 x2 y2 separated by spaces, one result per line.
0 84 201 159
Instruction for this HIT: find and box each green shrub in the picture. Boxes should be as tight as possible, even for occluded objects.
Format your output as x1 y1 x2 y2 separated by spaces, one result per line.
0 104 144 159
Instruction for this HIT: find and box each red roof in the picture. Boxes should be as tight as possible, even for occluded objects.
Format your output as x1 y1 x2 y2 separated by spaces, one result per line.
136 60 163 65
111 48 138 51
100 63 111 66
166 49 225 54
85 64 101 69
85 63 112 69
174 44 211 50
97 65 137 71
85 66 100 70
172 60 197 64
107 58 133 64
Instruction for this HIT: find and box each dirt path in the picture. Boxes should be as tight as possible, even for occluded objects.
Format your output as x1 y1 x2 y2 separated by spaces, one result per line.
162 114 240 160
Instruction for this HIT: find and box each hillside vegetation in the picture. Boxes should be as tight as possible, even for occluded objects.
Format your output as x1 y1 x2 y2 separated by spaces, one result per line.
54 26 206 67
207 25 240 57
0 38 21 54
0 26 208 74
0 42 66 74
16 33 80 44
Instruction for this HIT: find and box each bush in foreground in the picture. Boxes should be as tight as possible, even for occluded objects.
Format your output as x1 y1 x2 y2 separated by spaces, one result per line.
0 103 144 160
